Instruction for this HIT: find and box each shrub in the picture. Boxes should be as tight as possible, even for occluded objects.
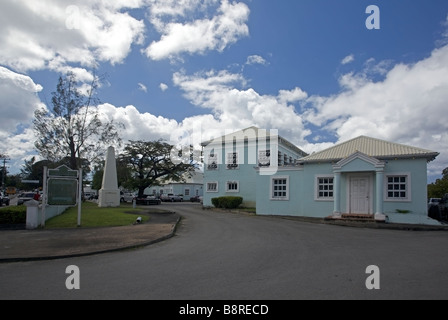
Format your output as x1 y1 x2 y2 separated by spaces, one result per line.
0 206 27 224
211 196 243 209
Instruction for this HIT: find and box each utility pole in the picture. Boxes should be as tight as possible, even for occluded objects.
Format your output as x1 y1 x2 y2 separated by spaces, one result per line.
0 154 10 191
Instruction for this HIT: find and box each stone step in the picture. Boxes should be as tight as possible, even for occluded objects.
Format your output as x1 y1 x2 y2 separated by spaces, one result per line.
341 213 375 221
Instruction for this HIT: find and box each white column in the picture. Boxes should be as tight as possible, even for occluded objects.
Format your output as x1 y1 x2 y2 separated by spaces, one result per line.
333 172 341 217
375 170 386 221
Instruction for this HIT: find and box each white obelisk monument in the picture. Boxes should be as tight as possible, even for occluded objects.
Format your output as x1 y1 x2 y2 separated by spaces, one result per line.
98 146 120 207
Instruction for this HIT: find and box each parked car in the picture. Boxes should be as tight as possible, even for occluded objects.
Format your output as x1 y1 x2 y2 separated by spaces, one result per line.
428 198 441 209
134 194 161 205
120 191 136 203
160 193 183 202
17 192 38 205
428 194 448 221
190 195 201 202
0 191 10 206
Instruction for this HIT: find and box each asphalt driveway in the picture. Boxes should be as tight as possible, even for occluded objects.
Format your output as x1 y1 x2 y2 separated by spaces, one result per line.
1 202 448 300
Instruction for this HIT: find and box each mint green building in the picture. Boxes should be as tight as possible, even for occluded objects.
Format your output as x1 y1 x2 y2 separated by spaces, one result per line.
202 128 441 225
255 136 440 225
201 127 308 207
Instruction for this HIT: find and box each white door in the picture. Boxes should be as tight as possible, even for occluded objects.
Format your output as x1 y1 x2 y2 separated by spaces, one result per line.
350 176 370 214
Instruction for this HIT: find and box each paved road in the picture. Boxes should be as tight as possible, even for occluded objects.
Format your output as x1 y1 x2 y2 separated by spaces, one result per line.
1 203 448 300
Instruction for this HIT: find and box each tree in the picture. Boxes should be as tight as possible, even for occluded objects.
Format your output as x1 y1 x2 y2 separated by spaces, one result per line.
428 166 448 198
119 140 197 197
33 72 123 171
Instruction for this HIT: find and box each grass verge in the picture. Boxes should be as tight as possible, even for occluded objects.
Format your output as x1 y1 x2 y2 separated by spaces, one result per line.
45 201 150 228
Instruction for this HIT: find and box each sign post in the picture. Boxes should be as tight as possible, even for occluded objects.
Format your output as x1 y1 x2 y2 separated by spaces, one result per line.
44 165 82 226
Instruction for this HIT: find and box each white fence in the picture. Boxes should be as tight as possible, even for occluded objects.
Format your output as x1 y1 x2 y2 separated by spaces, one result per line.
25 200 69 229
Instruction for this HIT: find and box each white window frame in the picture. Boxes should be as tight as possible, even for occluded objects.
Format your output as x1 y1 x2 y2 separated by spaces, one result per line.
258 149 271 167
315 175 334 201
207 153 219 171
226 181 240 193
270 176 289 201
226 152 239 170
384 173 411 202
206 182 219 193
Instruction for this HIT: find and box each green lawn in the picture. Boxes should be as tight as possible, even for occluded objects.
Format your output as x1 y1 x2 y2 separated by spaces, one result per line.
45 201 150 228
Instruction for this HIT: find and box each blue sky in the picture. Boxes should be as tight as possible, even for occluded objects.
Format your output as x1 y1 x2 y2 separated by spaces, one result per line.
1 0 448 182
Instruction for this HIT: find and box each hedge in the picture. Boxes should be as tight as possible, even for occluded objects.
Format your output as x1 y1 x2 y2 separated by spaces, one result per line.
211 196 243 209
0 206 27 224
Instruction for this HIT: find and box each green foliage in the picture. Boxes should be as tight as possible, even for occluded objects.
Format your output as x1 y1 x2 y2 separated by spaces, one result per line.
211 196 243 209
33 72 123 170
0 206 27 224
428 166 448 198
118 140 197 197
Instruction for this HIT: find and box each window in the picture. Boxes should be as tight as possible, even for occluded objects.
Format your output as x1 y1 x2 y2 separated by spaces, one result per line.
386 175 409 200
207 153 218 170
226 181 239 193
317 176 334 199
258 150 271 167
207 182 218 193
270 176 289 200
226 152 239 169
185 189 190 196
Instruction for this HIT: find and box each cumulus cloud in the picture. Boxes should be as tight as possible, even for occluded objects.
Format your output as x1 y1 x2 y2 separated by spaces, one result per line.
144 0 250 60
304 44 448 177
0 67 44 132
0 0 145 75
172 69 310 145
0 67 46 169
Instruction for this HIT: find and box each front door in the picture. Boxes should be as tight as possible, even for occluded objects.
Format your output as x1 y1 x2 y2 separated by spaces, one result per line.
350 176 371 214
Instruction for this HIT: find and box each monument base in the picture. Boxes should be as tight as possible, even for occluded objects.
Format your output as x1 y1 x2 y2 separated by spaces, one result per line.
98 189 120 207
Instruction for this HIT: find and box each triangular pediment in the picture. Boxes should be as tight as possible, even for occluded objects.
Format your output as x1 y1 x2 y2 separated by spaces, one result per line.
333 151 385 172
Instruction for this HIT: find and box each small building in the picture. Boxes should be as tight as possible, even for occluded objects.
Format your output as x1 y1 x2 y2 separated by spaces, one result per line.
145 171 204 201
255 136 440 225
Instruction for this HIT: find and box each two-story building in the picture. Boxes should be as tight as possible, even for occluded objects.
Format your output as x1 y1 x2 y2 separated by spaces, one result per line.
201 127 308 207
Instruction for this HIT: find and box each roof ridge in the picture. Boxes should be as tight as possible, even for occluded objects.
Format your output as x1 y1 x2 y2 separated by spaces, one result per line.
300 135 439 162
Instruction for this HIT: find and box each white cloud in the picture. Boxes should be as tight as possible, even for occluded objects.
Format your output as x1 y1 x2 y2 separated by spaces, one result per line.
144 0 250 60
305 44 448 178
0 0 146 75
173 69 310 145
159 83 169 91
138 83 148 93
341 54 355 65
0 67 44 133
0 67 46 171
246 55 267 66
278 88 308 104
